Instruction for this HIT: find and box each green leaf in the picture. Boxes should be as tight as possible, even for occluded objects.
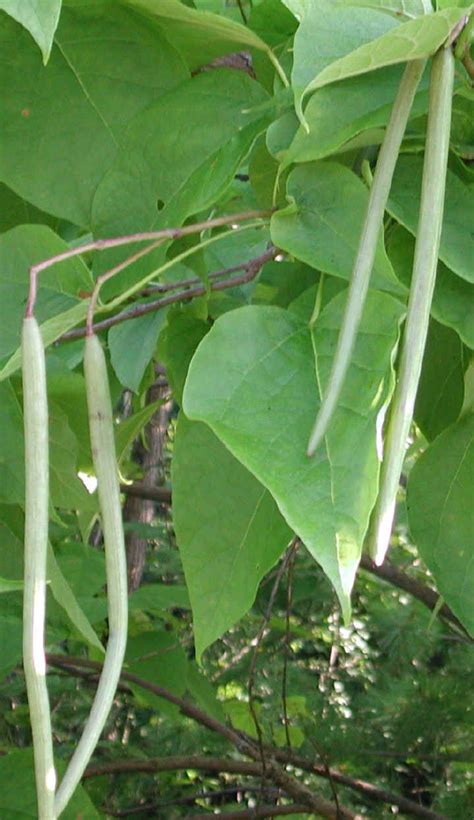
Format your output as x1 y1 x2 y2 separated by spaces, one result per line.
283 64 430 166
388 155 474 284
415 320 466 441
186 661 225 722
0 0 61 63
129 583 190 612
47 543 104 652
47 370 90 469
407 412 474 636
184 294 405 621
284 0 397 122
0 183 60 234
388 225 474 349
115 400 163 464
271 162 402 293
248 0 297 48
108 308 167 393
301 7 468 100
157 311 209 405
0 300 89 383
338 0 431 16
0 382 24 505
0 749 100 819
0 4 188 225
122 0 281 70
125 630 188 714
49 402 98 511
172 416 291 660
92 70 269 298
0 616 22 680
0 225 90 363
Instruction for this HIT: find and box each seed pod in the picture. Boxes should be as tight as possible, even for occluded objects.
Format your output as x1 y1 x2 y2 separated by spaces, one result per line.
307 59 425 457
368 46 455 565
22 316 56 819
54 333 128 816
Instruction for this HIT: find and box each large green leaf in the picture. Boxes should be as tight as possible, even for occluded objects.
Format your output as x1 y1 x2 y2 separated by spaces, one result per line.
0 4 188 226
92 69 269 298
388 156 474 284
301 7 467 101
0 0 61 63
172 416 291 660
283 0 397 121
387 224 474 349
184 293 405 621
271 162 402 293
414 319 466 441
0 225 90 363
407 412 474 636
283 64 430 166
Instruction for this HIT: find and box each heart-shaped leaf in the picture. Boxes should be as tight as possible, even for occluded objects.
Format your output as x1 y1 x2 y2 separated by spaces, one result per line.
184 292 404 620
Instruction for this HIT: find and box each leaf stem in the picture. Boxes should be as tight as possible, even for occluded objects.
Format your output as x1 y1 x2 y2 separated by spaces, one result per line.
62 247 276 341
25 210 272 317
307 59 426 457
367 46 455 564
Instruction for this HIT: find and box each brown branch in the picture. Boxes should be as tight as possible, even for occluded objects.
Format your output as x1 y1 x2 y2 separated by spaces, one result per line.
60 247 277 341
191 806 309 820
140 259 262 296
120 483 172 505
85 755 263 779
359 555 471 638
46 654 446 819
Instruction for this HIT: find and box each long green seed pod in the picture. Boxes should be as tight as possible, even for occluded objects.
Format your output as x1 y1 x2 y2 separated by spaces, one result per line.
307 59 426 457
22 316 56 820
54 333 128 816
368 46 455 565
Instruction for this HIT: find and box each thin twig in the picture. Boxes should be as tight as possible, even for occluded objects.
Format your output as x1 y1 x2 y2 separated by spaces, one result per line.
281 547 296 751
140 259 258 296
61 247 277 341
248 541 298 779
25 209 272 317
236 0 248 25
